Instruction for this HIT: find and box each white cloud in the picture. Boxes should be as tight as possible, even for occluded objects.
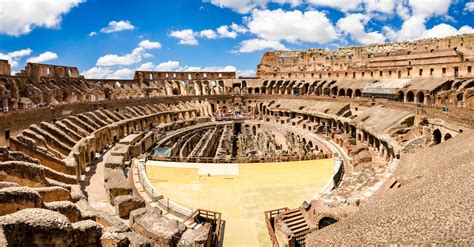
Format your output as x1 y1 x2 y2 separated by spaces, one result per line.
87 59 252 79
138 40 162 49
217 25 237 38
234 39 287 53
82 67 133 79
199 29 218 39
26 51 58 63
307 0 364 12
170 29 198 45
422 24 474 39
408 0 451 17
136 61 182 71
100 20 135 33
89 32 97 37
396 1 411 20
364 0 397 14
96 48 144 66
0 0 83 36
237 69 256 77
337 13 385 44
381 0 471 42
247 9 337 44
112 68 134 79
231 23 248 33
204 0 302 13
384 17 473 41
136 61 241 73
136 62 155 71
156 61 181 71
465 2 474 12
96 40 161 67
182 65 237 72
0 48 32 68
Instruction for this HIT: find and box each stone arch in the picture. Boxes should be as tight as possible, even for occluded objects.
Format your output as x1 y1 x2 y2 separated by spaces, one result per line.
172 87 180 95
354 89 362 97
318 217 338 229
406 91 415 103
398 91 404 102
323 87 331 96
416 91 425 104
338 88 345 96
346 88 353 97
456 93 463 105
433 129 442 145
444 133 452 141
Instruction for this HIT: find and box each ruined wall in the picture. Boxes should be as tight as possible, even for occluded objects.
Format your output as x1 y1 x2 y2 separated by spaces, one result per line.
257 34 474 80
0 60 11 76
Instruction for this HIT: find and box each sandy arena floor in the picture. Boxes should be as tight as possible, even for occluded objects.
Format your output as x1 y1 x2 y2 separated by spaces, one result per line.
146 159 334 246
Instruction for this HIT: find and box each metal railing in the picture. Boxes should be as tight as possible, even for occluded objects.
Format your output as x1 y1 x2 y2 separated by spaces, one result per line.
148 152 330 164
137 158 161 201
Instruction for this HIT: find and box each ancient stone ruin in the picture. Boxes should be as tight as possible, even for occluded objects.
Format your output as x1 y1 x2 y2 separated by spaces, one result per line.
0 34 473 246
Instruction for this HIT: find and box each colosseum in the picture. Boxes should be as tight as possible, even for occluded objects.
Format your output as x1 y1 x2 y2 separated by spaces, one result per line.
0 33 473 246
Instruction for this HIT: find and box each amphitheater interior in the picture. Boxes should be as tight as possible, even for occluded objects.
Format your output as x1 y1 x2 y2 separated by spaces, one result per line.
0 34 473 246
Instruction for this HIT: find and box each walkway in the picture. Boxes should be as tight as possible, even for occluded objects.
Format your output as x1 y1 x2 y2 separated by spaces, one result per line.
81 149 115 215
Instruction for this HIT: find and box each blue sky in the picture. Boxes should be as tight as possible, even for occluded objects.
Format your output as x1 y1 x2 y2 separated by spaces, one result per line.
0 0 473 78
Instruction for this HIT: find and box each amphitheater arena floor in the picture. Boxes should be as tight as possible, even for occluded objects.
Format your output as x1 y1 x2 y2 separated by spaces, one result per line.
146 159 334 246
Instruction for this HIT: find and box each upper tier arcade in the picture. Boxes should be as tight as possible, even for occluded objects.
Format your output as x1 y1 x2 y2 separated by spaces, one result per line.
257 34 474 80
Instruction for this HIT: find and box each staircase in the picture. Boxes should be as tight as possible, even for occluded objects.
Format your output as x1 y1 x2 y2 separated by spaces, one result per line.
280 209 311 246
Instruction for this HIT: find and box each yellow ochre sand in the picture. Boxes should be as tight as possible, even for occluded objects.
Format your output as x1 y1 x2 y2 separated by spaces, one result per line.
146 159 334 246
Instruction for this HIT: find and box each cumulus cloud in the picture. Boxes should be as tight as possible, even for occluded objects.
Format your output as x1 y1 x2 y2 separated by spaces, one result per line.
307 0 363 12
100 20 135 33
382 0 472 41
217 25 237 38
87 58 252 79
384 17 473 41
96 48 145 66
170 29 198 45
171 23 248 44
465 2 474 12
204 0 302 14
247 9 337 44
234 39 287 53
96 40 161 67
89 32 97 37
0 48 32 68
231 23 248 33
422 24 474 39
136 61 181 71
0 0 83 36
82 67 134 79
199 29 218 39
237 69 256 77
156 61 181 71
337 13 385 44
138 40 162 49
364 0 397 14
408 0 452 17
26 51 59 63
